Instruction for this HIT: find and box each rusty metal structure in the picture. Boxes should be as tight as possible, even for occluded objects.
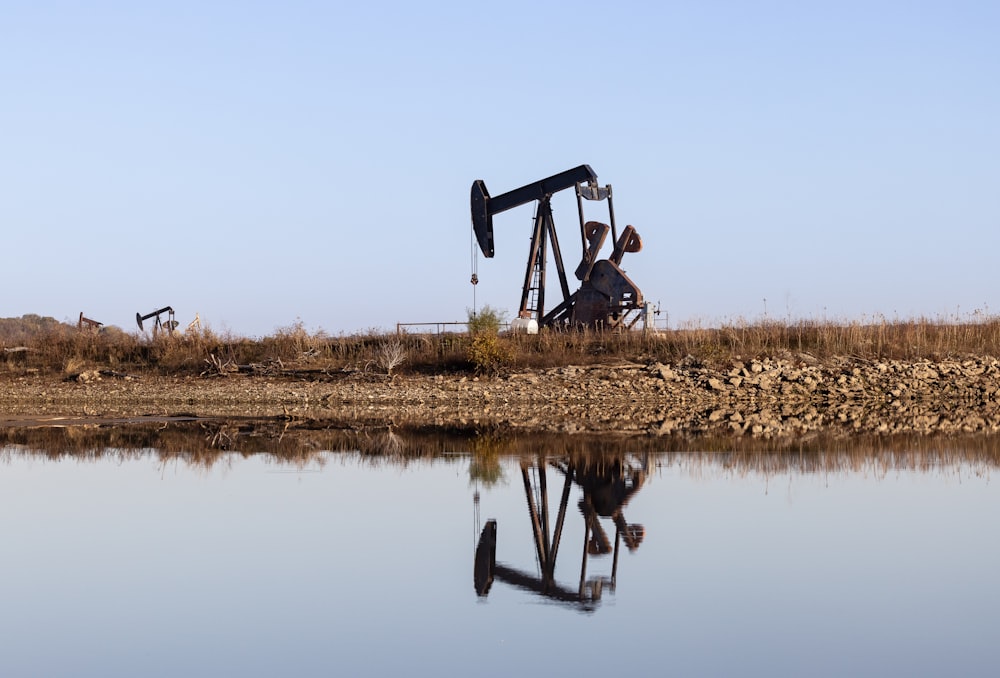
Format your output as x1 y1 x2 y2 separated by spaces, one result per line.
136 306 177 334
77 312 103 332
471 165 645 329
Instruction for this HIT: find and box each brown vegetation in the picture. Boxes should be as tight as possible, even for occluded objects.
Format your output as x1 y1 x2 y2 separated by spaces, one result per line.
3 313 1000 380
2 419 999 478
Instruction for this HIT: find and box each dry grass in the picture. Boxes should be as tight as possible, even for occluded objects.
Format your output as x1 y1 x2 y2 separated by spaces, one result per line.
661 314 1000 365
3 313 1000 378
501 314 1000 369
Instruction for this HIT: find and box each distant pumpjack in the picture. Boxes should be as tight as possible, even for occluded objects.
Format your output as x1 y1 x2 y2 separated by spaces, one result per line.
78 312 103 332
136 306 177 334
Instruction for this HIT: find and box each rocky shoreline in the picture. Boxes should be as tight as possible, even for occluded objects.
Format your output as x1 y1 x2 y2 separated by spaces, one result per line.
1 353 998 436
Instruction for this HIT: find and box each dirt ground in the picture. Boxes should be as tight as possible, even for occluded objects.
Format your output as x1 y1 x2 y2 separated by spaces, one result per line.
2 353 999 437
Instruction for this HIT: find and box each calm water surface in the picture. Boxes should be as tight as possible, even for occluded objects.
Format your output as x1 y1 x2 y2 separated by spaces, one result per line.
0 424 997 677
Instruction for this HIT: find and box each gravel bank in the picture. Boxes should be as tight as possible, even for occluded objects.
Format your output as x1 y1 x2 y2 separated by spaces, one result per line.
2 353 999 436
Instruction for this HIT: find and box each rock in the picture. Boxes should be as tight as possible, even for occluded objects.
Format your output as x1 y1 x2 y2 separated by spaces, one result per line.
657 365 677 381
5 354 1000 438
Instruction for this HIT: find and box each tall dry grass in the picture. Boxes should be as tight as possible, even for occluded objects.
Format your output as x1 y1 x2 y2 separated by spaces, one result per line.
662 314 1000 365
0 318 473 376
3 312 1000 377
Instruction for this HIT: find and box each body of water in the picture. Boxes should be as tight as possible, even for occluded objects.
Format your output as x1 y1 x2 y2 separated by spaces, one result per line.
0 424 997 677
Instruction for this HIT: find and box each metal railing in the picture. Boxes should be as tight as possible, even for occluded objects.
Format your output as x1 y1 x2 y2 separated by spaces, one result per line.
396 321 519 336
396 321 469 336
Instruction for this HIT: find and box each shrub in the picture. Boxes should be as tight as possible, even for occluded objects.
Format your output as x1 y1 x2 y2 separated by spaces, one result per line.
468 333 512 376
467 305 506 335
376 338 407 376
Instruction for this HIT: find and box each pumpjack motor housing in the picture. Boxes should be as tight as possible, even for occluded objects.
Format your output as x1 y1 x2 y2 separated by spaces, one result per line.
470 165 645 330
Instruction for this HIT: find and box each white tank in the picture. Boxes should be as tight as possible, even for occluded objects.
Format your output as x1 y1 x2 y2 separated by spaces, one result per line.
510 317 539 335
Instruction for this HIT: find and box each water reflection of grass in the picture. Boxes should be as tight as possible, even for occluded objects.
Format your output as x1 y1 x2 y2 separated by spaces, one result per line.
660 432 1000 477
1 421 998 479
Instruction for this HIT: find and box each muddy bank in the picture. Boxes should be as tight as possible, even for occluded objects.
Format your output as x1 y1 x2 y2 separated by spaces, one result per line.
1 353 998 436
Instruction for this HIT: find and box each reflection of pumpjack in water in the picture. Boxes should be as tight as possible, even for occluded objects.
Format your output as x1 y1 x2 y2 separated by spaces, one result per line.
474 455 647 611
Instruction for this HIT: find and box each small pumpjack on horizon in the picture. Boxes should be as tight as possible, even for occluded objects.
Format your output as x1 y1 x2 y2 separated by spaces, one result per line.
136 306 177 334
470 164 646 330
78 312 103 332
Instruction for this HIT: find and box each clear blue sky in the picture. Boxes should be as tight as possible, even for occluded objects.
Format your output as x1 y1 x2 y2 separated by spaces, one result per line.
3 1 997 336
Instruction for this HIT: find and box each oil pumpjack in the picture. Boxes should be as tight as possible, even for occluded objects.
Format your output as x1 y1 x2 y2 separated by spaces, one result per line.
471 165 646 329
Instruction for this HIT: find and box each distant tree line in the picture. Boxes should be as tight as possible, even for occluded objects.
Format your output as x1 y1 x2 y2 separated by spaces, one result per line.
0 315 73 344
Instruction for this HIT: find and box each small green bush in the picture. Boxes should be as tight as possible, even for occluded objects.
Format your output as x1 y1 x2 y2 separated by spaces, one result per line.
467 305 506 335
468 333 512 376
